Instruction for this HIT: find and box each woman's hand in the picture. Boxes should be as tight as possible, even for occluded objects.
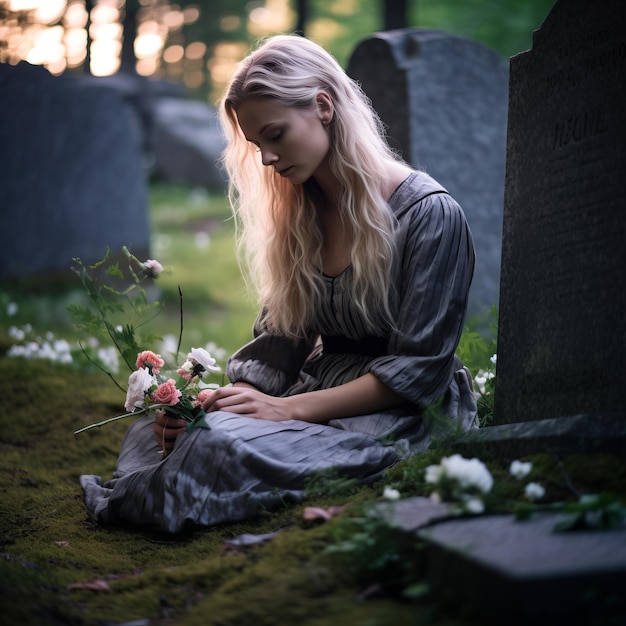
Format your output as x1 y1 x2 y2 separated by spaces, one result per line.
201 386 294 422
153 408 186 455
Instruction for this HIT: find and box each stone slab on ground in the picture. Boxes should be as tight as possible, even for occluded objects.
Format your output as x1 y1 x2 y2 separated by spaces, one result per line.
380 498 626 624
418 512 626 624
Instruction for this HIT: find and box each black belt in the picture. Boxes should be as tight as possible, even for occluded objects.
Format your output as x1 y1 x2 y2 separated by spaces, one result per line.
321 334 387 357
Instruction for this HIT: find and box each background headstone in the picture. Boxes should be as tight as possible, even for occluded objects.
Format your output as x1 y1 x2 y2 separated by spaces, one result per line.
151 97 227 189
348 30 509 326
494 0 626 425
0 62 149 280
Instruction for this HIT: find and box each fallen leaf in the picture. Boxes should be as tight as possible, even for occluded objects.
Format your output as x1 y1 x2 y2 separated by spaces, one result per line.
303 505 346 521
54 541 70 548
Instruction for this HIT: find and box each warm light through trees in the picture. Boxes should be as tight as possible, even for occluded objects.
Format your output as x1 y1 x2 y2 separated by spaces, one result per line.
0 0 555 102
0 0 294 99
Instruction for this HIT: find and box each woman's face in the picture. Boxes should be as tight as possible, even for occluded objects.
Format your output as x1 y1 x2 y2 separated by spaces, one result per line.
236 94 333 185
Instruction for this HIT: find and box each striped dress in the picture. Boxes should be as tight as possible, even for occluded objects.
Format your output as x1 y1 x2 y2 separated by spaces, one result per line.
80 170 477 533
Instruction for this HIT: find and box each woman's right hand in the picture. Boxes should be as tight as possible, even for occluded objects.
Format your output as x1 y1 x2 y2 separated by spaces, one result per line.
153 408 186 456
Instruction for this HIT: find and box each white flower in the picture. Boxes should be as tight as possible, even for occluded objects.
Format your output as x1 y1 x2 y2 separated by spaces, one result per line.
440 454 494 494
490 354 497 365
425 464 443 484
8 325 25 340
189 347 220 373
473 369 495 394
97 346 120 374
462 497 485 514
383 486 401 501
509 460 533 480
524 482 546 501
6 302 18 316
159 333 179 357
179 359 195 375
124 368 155 412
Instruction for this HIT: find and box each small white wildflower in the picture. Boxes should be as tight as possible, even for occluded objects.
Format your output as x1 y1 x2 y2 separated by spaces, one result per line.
158 333 179 358
23 323 32 334
430 491 442 504
383 486 401 501
463 497 485 514
490 354 497 365
194 231 211 249
441 454 494 494
524 482 546 501
6 302 18 316
474 369 495 394
8 326 24 340
204 341 228 361
509 460 533 480
97 346 120 374
425 464 443 484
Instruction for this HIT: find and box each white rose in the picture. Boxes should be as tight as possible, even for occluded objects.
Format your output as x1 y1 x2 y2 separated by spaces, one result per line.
189 347 220 373
125 368 155 412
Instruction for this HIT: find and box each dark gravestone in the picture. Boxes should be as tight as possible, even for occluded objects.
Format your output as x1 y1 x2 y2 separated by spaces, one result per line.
348 30 509 325
494 0 626 426
0 62 149 280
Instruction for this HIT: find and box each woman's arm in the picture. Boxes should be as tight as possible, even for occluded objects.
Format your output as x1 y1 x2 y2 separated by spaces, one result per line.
201 372 405 423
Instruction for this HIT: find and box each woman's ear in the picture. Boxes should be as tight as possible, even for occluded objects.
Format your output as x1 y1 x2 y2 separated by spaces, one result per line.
316 91 334 125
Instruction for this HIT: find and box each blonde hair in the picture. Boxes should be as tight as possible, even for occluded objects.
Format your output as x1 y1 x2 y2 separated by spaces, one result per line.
219 35 401 338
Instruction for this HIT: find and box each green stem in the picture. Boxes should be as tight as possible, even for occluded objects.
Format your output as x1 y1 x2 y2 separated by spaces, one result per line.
73 403 174 435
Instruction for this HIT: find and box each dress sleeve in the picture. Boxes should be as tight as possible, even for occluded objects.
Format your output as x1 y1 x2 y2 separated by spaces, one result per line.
226 312 318 396
368 192 475 408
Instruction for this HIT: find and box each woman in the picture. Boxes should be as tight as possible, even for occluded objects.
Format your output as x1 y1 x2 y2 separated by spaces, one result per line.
80 35 477 533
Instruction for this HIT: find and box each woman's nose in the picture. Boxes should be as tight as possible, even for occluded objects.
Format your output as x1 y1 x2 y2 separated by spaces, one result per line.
260 149 279 166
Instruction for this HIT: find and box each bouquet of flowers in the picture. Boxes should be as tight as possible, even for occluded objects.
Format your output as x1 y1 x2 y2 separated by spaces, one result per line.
69 246 223 437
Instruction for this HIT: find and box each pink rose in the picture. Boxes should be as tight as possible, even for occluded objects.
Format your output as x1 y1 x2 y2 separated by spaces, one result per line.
136 350 165 374
142 259 163 276
151 379 181 406
177 368 192 381
197 389 214 403
193 388 214 408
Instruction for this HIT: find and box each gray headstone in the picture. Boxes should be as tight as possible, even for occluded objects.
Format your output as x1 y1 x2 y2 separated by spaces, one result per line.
494 0 626 425
152 97 227 190
0 62 149 280
348 30 509 326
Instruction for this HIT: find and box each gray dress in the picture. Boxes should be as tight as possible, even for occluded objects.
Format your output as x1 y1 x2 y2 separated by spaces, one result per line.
80 171 477 533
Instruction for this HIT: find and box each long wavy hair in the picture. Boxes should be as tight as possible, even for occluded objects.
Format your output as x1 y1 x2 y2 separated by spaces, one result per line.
219 35 402 339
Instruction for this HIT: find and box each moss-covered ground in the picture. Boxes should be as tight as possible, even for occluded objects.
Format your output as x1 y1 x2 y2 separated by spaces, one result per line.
1 352 625 625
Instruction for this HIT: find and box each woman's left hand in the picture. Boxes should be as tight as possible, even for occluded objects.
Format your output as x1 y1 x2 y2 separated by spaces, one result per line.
201 386 294 422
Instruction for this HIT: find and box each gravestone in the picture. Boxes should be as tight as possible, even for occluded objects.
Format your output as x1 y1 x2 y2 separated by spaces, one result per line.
494 0 626 426
0 62 149 280
348 30 509 325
